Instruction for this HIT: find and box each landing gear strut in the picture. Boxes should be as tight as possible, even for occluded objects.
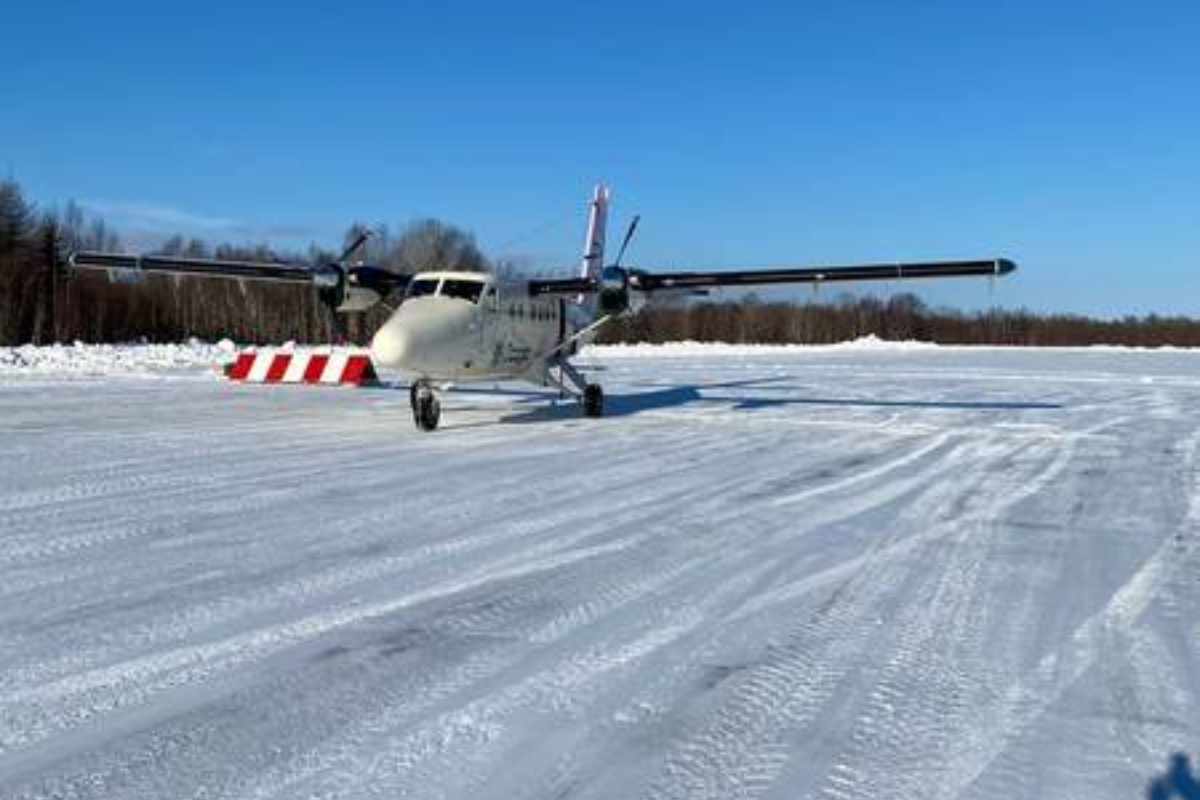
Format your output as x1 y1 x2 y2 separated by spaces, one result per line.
409 380 441 431
550 358 604 419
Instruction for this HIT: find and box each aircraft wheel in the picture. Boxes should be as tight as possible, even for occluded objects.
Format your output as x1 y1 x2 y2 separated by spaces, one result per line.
582 384 604 418
415 393 441 431
410 381 441 431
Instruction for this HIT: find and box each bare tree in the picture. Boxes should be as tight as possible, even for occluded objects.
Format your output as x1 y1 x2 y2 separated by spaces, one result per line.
392 218 487 274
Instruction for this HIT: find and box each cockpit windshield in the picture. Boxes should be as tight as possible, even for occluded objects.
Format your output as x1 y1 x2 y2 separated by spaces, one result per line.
441 279 485 304
406 278 440 299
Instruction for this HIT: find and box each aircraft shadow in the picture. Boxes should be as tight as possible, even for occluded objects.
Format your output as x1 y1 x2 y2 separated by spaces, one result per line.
493 376 1060 425
730 396 1062 412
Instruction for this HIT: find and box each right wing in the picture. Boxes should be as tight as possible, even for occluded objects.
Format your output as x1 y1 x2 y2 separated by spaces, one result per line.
68 250 410 313
68 252 333 286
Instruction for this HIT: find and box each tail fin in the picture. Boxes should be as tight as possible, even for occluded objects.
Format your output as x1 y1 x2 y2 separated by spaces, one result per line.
579 184 609 283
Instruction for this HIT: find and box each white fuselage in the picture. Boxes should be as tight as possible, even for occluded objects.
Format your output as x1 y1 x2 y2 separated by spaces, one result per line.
370 271 587 383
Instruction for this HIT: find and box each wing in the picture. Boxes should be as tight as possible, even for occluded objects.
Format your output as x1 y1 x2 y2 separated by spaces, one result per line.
69 251 410 313
529 258 1015 296
69 252 331 285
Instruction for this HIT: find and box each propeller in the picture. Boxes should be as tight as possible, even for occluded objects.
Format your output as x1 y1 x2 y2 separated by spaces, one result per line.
593 214 643 315
336 228 375 265
315 227 410 310
611 214 640 270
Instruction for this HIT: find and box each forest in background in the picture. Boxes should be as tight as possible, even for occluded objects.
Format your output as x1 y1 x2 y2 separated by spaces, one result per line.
5 176 1200 349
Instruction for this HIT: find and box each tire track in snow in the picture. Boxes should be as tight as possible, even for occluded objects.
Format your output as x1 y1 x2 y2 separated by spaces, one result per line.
637 428 1074 800
218 430 937 798
809 433 1076 800
1 423 869 771
1 424 876 793
0 425 820 696
941 421 1200 800
109 429 960 799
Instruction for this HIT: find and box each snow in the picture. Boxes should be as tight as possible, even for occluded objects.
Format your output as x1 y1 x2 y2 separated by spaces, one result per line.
594 335 941 357
0 340 227 377
2 343 1199 799
0 339 371 378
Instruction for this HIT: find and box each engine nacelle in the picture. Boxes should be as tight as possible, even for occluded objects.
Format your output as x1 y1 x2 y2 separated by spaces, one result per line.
317 266 400 313
329 284 383 312
596 266 645 316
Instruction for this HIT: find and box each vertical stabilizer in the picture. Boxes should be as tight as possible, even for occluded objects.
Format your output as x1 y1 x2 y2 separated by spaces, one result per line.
579 184 609 282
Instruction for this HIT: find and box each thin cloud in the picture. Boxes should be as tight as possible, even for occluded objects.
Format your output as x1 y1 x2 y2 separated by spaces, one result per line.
80 199 328 243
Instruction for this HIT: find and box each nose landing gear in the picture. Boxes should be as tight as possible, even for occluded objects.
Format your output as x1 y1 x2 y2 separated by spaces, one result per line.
409 380 441 431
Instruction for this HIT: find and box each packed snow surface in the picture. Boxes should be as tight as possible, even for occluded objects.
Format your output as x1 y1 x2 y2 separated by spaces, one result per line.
2 342 1199 799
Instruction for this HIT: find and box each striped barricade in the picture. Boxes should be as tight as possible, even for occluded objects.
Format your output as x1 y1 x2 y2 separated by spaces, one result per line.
225 349 378 386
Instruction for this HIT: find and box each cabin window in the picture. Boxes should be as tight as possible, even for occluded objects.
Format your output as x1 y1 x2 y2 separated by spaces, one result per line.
406 278 440 298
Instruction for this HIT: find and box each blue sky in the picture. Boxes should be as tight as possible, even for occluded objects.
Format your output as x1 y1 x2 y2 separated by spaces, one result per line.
5 0 1200 317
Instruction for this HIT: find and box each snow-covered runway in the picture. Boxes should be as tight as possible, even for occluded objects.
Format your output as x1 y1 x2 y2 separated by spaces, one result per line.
2 343 1198 799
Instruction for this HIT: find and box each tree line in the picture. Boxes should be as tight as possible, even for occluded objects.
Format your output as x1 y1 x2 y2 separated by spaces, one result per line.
4 176 1200 349
0 178 487 346
599 293 1200 348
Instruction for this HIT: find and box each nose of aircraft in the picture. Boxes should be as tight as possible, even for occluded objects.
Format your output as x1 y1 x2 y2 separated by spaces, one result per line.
370 318 409 367
370 300 475 371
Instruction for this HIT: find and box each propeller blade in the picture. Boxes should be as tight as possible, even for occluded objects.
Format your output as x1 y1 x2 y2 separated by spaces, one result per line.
612 214 640 269
337 228 374 264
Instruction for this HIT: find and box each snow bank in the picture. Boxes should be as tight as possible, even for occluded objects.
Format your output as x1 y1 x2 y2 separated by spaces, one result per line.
1 337 937 378
0 340 371 378
590 335 940 358
4 336 1198 378
0 339 231 377
590 337 1200 358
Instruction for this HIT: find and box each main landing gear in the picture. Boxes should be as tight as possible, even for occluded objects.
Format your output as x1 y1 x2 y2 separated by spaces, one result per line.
408 365 603 432
409 380 441 431
582 383 604 418
551 358 604 419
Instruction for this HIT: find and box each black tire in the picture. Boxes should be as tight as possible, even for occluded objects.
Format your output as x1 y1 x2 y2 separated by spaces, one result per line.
415 394 441 431
582 384 604 418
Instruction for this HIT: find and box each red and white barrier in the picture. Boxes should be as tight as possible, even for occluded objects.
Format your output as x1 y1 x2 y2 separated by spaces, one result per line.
225 349 378 386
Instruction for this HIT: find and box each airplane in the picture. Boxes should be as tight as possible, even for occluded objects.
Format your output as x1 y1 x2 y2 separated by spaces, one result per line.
70 185 1016 431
